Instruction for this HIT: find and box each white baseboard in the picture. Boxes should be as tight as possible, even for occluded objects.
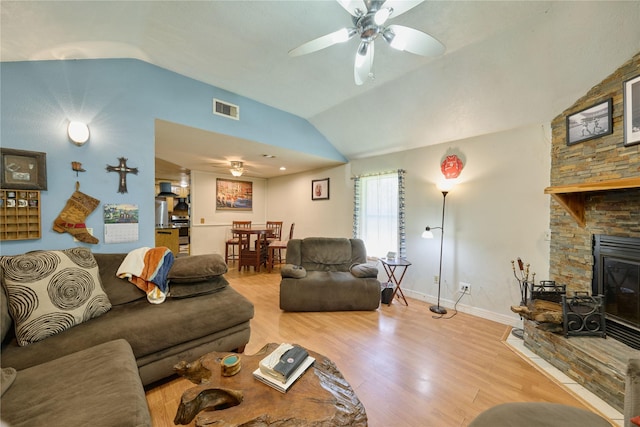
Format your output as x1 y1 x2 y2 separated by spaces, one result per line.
401 288 521 327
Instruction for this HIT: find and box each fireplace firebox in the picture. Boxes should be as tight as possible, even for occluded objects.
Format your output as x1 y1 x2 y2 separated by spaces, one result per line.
592 234 640 350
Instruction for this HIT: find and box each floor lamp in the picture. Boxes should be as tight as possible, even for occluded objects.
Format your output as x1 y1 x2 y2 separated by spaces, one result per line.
422 189 449 315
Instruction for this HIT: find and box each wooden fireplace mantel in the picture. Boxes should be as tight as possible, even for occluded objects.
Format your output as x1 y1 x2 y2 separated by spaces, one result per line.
544 177 640 227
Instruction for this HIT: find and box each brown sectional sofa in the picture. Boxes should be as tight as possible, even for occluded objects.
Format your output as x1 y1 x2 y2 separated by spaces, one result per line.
2 339 151 427
1 249 254 426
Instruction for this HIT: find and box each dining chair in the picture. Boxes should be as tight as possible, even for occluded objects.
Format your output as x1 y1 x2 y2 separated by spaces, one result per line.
265 221 283 242
225 221 251 264
267 222 295 272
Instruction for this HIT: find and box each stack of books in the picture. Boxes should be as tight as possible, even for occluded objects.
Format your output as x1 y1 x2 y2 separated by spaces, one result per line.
252 343 315 393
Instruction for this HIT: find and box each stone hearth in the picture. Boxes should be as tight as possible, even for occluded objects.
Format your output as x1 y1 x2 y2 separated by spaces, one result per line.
523 320 634 412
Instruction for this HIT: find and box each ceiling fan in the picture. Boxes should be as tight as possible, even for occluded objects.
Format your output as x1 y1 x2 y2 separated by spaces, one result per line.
289 0 445 85
207 159 264 178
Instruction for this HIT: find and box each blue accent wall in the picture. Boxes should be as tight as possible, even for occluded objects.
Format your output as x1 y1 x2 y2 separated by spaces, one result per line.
0 58 344 255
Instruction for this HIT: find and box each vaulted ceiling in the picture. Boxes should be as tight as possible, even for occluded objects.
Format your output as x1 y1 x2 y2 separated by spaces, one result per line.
2 1 639 179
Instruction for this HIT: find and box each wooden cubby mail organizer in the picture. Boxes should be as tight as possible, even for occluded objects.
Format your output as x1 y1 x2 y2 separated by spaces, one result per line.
0 189 41 240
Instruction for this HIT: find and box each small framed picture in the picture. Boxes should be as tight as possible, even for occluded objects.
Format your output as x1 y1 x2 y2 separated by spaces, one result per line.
623 74 640 146
312 178 330 201
1 148 47 190
566 99 613 145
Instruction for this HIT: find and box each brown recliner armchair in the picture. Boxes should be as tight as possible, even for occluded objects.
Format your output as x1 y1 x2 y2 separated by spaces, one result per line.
279 237 380 312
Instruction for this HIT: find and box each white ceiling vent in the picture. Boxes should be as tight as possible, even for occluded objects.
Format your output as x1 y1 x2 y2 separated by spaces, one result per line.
213 98 239 120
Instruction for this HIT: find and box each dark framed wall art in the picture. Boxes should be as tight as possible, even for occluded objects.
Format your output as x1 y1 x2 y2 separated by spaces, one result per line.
216 178 253 211
1 148 47 190
565 99 613 146
624 74 640 146
312 178 330 200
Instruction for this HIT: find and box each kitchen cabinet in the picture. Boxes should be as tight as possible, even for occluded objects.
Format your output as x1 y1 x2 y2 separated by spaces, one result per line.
155 227 179 255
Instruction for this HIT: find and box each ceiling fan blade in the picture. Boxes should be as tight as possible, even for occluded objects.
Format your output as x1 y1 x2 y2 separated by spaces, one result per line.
383 0 424 18
336 0 367 17
354 41 374 85
289 27 357 57
385 24 445 56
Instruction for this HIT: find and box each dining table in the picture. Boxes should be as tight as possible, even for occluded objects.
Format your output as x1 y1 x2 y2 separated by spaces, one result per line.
230 227 276 272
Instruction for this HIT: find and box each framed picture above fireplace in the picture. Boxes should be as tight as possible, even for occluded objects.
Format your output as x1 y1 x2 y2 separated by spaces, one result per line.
565 99 613 146
623 74 640 146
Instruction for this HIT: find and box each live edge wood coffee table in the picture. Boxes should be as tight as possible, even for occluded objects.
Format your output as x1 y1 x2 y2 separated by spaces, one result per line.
173 343 367 426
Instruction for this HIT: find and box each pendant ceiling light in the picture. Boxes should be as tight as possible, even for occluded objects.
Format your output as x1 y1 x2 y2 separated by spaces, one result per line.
230 161 244 177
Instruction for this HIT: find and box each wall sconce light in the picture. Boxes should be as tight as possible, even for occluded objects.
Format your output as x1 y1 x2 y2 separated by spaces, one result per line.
230 161 244 177
68 121 90 146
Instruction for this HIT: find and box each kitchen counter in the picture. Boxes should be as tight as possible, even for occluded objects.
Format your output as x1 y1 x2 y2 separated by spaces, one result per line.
155 227 179 255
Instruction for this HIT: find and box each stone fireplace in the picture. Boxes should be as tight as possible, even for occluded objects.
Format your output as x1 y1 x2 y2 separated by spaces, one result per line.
523 52 640 411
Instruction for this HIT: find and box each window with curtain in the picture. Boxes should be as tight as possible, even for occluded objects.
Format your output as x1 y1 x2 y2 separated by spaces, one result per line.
353 170 406 258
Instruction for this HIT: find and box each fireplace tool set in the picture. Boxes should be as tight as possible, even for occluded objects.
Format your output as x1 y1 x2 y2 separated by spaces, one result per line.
511 257 535 306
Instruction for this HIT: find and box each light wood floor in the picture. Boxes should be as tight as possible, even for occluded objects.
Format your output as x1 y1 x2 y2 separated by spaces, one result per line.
146 266 595 427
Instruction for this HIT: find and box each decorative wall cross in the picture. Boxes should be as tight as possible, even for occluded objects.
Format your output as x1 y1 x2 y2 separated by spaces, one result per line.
106 157 138 194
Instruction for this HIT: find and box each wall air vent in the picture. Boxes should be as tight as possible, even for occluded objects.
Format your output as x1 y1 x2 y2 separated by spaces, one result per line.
213 99 240 120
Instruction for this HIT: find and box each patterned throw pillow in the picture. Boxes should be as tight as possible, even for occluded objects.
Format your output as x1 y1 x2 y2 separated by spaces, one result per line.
0 248 111 346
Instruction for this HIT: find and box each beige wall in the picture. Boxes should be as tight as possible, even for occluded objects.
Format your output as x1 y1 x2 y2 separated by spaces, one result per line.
266 165 352 241
349 125 552 325
264 124 552 326
188 165 354 257
189 171 267 256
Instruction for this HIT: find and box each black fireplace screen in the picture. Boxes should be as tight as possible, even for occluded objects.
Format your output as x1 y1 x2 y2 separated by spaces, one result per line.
603 258 639 324
593 235 640 350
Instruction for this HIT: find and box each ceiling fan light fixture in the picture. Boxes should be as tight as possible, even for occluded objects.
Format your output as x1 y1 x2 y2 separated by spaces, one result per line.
382 28 394 42
230 161 244 177
355 43 368 66
390 37 407 51
383 28 406 51
374 8 391 25
334 28 357 43
290 0 442 85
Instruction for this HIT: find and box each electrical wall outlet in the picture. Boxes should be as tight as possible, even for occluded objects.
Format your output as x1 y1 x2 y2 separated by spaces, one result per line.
459 282 471 294
433 275 439 284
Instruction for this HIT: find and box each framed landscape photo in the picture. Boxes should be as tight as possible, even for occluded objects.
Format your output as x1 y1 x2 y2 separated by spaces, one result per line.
1 148 47 190
566 99 613 146
623 74 640 146
312 178 330 200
